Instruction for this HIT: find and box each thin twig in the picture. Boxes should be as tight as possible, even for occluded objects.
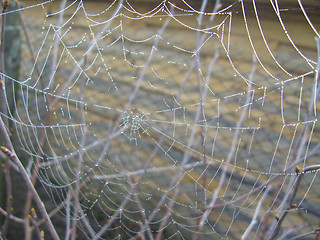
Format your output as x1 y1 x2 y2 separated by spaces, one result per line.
0 1 12 235
0 206 23 223
241 187 271 240
70 53 87 240
0 0 9 129
0 116 60 240
92 7 171 240
270 165 320 239
198 54 257 228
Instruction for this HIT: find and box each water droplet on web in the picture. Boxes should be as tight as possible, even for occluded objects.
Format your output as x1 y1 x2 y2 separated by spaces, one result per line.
119 109 150 145
12 2 319 239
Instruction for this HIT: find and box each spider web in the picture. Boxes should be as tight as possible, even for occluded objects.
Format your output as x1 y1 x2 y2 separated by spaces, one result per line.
1 0 320 239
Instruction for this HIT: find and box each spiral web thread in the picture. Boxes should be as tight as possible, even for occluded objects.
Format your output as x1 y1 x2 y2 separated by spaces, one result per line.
1 0 320 239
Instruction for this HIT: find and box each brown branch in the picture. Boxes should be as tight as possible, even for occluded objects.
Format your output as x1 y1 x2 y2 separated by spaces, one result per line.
0 206 23 224
270 164 320 239
0 1 12 235
0 114 60 240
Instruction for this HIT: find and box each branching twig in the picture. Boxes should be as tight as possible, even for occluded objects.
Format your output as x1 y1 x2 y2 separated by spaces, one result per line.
270 165 320 239
197 54 257 229
0 1 13 236
241 187 271 240
0 115 60 240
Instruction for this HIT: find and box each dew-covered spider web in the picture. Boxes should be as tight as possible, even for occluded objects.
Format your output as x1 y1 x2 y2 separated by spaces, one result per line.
1 0 320 239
